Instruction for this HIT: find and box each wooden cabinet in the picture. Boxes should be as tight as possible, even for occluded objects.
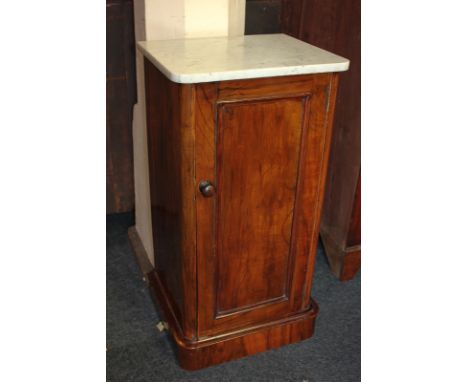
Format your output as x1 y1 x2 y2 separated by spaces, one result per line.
139 34 348 369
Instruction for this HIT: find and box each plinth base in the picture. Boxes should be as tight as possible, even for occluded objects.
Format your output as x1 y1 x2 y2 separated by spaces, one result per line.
176 301 318 370
129 226 319 370
148 268 318 370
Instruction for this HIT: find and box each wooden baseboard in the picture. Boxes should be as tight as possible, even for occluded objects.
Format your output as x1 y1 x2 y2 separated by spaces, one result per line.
148 267 318 370
320 229 361 281
178 307 317 370
128 225 318 370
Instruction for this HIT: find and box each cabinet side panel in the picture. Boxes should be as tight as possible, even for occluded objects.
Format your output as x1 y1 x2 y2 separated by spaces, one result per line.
296 73 339 308
144 59 196 338
216 98 304 313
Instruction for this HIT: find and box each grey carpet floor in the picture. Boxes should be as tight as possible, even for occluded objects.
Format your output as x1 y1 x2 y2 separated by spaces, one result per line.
107 212 360 382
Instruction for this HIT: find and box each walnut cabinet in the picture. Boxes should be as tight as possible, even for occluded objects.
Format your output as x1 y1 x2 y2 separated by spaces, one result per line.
139 34 348 370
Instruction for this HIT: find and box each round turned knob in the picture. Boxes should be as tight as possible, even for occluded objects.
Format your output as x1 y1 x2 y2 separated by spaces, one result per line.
199 180 216 197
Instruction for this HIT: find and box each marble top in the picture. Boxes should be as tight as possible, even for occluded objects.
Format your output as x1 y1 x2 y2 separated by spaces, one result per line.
137 34 349 84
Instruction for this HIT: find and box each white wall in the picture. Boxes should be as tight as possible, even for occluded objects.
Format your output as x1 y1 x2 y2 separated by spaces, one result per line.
132 0 246 265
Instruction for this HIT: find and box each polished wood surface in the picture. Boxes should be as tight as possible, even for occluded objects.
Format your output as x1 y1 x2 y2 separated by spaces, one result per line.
195 74 337 338
216 98 303 313
282 0 361 280
144 60 198 340
144 57 341 369
130 225 318 371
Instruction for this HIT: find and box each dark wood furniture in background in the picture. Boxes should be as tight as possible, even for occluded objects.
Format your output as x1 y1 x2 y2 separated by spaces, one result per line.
140 42 345 368
106 0 137 214
282 0 361 280
245 0 281 35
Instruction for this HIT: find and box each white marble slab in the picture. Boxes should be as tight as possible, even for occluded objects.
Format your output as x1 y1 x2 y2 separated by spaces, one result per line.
137 34 349 84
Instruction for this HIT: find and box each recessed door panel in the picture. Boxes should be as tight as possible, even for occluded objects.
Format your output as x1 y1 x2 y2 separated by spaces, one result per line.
216 98 304 314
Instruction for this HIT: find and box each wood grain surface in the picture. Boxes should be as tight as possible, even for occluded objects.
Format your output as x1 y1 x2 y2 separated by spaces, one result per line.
144 59 197 340
216 98 304 313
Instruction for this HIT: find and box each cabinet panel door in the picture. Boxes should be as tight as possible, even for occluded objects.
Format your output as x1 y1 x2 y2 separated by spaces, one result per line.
217 98 303 313
195 75 336 336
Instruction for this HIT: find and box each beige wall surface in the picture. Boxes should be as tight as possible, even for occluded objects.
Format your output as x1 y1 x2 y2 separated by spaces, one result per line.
132 0 246 265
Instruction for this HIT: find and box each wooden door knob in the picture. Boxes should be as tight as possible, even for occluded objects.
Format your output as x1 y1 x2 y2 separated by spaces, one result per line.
199 181 216 197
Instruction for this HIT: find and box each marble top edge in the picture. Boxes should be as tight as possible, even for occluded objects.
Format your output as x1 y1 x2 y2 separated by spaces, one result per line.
137 34 350 84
